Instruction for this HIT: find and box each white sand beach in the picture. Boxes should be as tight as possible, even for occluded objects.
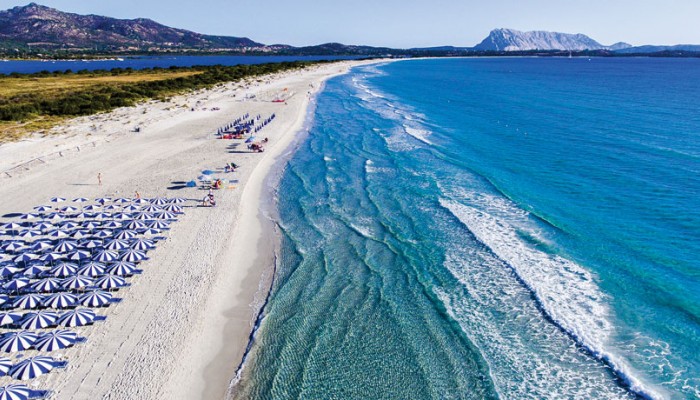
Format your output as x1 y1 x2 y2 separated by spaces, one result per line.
0 59 381 399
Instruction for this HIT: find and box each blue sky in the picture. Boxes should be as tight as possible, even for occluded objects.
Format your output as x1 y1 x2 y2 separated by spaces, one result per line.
1 0 698 47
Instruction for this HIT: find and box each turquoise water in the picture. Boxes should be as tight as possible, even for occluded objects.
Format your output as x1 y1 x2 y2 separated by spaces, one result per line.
235 58 700 399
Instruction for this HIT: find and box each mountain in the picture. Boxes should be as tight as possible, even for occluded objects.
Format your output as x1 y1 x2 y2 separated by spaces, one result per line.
614 44 700 54
474 28 631 51
0 3 262 51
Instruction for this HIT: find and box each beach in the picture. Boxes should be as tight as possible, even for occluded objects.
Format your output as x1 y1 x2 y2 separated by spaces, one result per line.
0 58 381 399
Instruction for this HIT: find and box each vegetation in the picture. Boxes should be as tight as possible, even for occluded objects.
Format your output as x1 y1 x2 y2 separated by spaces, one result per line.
0 61 317 141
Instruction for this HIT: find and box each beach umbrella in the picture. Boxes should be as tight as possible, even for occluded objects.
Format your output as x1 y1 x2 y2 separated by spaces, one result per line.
141 228 161 236
47 230 69 239
70 230 90 240
141 205 162 213
0 266 20 278
72 197 89 203
18 214 38 221
95 212 112 220
150 197 168 206
57 308 95 327
33 222 54 232
34 330 76 352
54 241 78 253
60 276 93 290
83 205 100 212
93 230 113 238
30 242 52 252
133 198 149 205
3 278 30 292
20 265 46 277
0 384 31 400
12 254 37 264
114 230 137 240
50 197 66 203
95 275 126 290
133 212 152 221
82 221 101 230
73 212 92 219
43 292 78 309
123 205 140 212
49 263 77 277
114 213 134 221
162 204 183 213
0 312 22 327
106 262 136 276
125 221 147 230
81 239 103 249
0 332 37 353
9 356 56 380
68 250 91 262
1 223 23 236
17 230 40 239
13 293 44 309
77 262 105 277
19 311 58 329
103 221 122 229
120 249 147 262
60 221 79 229
3 242 25 253
0 295 8 307
104 205 120 211
129 239 154 251
30 278 62 293
59 206 78 213
105 239 129 251
169 197 187 204
95 197 111 204
38 253 62 264
155 211 178 220
92 250 119 263
79 291 112 307
113 197 130 204
33 205 52 212
148 221 170 230
0 357 12 376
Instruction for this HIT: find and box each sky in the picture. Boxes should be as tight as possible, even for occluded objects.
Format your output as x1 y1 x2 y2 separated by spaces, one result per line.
1 0 698 47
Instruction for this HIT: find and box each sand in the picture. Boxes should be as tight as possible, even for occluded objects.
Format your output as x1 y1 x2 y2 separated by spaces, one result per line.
0 59 383 399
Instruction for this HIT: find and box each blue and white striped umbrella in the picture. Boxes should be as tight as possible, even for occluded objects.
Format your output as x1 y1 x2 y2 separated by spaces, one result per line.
169 197 187 204
60 221 79 229
93 229 113 238
70 230 90 239
59 206 79 214
21 265 46 277
141 205 162 213
0 266 20 277
30 278 62 293
50 263 78 277
148 221 170 230
60 275 94 290
2 242 25 252
162 204 183 213
68 250 91 261
72 197 89 203
47 230 69 239
114 213 133 221
34 330 76 352
0 357 12 376
3 278 30 292
34 222 54 231
95 197 112 204
9 356 55 380
50 197 66 203
104 205 119 211
80 239 103 249
95 212 112 220
13 293 44 309
105 239 129 250
20 311 58 329
0 332 37 352
92 250 119 262
34 205 53 212
123 205 140 212
17 230 40 239
150 197 169 206
102 221 122 229
79 291 113 307
0 312 22 327
130 239 154 251
58 308 95 327
54 241 78 253
39 252 62 263
43 292 78 309
82 205 100 212
0 384 30 400
141 228 161 236
125 221 147 230
113 197 130 204
81 220 101 229
77 262 105 277
114 230 137 240
106 262 136 276
120 249 147 262
133 198 149 205
95 275 126 290
30 242 52 252
12 254 37 264
18 214 38 221
73 212 92 219
133 212 152 221
0 295 8 307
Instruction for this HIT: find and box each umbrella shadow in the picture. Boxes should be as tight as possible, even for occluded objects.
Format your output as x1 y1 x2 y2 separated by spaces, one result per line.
1 213 23 218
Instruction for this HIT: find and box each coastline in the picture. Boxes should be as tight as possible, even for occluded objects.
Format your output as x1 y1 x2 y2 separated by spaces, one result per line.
0 58 384 399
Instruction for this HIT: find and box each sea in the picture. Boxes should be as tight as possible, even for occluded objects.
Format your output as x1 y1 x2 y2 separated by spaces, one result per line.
0 55 363 75
232 58 700 399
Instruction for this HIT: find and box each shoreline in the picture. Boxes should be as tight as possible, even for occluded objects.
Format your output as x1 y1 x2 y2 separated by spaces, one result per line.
0 58 385 399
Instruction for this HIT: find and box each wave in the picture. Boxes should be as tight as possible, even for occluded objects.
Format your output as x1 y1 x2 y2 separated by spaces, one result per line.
439 198 666 400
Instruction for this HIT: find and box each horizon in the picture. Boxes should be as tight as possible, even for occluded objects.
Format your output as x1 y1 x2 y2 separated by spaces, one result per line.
1 1 699 48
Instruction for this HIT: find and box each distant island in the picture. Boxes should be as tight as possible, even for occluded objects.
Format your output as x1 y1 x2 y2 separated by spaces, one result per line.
1 3 699 58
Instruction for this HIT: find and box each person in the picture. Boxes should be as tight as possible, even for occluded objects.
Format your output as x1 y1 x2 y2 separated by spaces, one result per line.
98 172 102 186
262 138 269 143
135 191 141 199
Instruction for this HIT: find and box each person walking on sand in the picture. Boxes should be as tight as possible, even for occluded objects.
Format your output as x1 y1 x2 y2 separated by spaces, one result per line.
98 172 102 186
135 191 141 199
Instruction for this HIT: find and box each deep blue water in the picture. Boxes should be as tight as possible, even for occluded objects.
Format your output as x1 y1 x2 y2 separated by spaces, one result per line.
0 55 363 74
235 58 700 399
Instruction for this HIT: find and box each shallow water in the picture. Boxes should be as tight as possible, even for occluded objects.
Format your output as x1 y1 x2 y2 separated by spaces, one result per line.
235 58 700 399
